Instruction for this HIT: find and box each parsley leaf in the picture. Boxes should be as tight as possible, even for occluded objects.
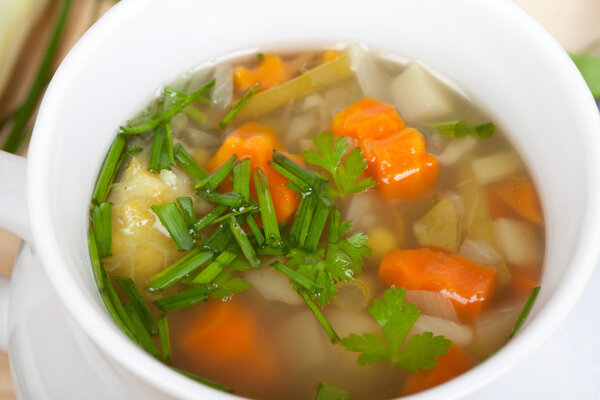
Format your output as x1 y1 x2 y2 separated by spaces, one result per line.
303 132 376 196
210 271 252 299
341 287 452 372
314 382 349 400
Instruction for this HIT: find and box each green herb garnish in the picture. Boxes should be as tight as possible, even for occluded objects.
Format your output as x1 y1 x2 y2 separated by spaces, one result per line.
146 248 214 293
91 135 127 205
154 285 212 312
158 315 172 364
148 123 174 173
209 271 252 299
341 287 451 372
314 382 349 400
124 303 161 358
429 120 495 139
115 277 158 335
228 216 260 268
101 265 136 342
174 143 208 180
92 202 112 258
509 286 541 339
194 154 236 191
303 132 377 197
298 288 340 344
253 167 281 247
192 250 238 284
120 79 215 135
176 197 196 227
175 368 234 394
151 203 196 251
219 84 261 129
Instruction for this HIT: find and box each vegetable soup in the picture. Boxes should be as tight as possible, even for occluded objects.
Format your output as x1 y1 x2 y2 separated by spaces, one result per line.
88 43 544 399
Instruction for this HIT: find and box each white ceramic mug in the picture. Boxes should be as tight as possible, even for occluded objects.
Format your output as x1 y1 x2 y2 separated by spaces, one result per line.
1 0 599 398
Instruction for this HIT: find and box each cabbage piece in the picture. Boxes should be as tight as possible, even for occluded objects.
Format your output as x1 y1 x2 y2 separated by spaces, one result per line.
405 290 460 323
390 63 453 123
413 198 462 252
347 42 391 102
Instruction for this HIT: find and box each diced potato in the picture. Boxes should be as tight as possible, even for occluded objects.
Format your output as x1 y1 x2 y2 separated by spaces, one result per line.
243 266 303 306
391 63 453 122
278 311 329 371
409 315 473 348
494 218 543 267
471 151 522 185
413 198 462 252
367 227 398 259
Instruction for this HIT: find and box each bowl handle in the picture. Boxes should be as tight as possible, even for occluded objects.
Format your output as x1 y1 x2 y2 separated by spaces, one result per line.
0 151 30 350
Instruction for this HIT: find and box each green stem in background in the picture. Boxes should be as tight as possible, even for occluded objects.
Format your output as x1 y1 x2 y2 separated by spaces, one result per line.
218 84 261 129
115 277 158 336
271 261 324 294
158 315 172 364
509 286 541 339
151 203 196 251
146 248 214 293
91 135 127 205
3 0 73 154
92 202 113 258
174 143 208 180
124 303 161 358
154 285 212 312
228 216 260 268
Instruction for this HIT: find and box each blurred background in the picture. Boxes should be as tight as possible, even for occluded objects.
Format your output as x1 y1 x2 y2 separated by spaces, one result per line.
0 0 599 398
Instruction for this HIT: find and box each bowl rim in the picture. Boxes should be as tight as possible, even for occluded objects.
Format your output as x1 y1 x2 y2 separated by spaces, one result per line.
27 0 600 399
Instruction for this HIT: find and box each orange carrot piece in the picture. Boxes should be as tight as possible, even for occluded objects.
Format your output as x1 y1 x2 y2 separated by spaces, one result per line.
509 265 540 295
331 97 406 140
206 122 299 223
233 53 290 92
180 300 257 363
401 345 475 395
379 248 497 319
491 177 543 225
362 128 438 200
486 189 510 220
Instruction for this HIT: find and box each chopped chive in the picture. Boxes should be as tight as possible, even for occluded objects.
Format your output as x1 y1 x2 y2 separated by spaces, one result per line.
297 288 340 344
256 52 264 60
92 135 127 205
429 120 495 139
99 289 137 343
192 250 238 284
2 0 73 153
219 84 261 129
202 223 233 253
253 167 281 246
165 122 175 165
115 277 158 335
120 79 216 135
509 286 541 339
272 150 321 188
228 216 260 268
148 125 171 173
257 245 289 256
209 205 258 226
292 194 317 247
154 286 212 312
174 143 208 180
198 191 245 207
174 368 234 393
158 315 172 364
101 265 137 341
232 159 252 202
88 228 104 291
474 122 495 138
92 202 113 258
194 154 237 191
193 205 228 233
124 303 160 358
176 197 196 227
184 104 206 125
269 162 310 192
271 261 325 294
304 199 331 252
152 203 195 251
146 249 214 293
328 206 341 243
246 215 265 247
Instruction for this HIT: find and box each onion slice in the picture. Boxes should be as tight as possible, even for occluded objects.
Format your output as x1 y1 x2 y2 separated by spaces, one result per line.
405 290 460 323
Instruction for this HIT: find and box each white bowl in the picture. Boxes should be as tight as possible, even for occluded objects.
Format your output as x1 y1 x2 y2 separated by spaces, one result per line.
0 0 598 398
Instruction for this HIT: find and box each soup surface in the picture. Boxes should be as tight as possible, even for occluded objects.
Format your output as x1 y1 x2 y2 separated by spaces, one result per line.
88 44 544 399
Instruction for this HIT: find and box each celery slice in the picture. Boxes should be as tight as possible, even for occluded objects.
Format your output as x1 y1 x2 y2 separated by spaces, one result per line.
235 52 353 119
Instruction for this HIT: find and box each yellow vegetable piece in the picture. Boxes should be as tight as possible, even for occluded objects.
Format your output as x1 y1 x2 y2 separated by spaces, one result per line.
413 198 461 252
235 52 353 119
367 227 398 259
457 160 510 286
